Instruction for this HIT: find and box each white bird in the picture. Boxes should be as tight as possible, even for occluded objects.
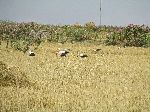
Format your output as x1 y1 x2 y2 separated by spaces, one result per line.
28 50 35 56
78 53 88 58
56 49 69 57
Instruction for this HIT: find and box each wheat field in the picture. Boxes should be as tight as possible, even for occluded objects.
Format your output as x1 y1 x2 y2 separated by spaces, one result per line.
0 42 150 112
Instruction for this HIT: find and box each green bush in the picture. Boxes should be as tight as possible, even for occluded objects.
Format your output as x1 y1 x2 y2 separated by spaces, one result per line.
143 33 150 47
1 20 150 50
0 21 103 48
84 22 97 31
106 24 150 47
11 40 29 52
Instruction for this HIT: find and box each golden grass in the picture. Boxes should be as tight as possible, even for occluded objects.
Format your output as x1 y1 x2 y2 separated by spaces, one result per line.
0 61 33 88
0 42 150 112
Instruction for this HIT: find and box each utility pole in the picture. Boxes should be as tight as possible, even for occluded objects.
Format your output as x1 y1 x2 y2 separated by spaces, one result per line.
100 0 102 26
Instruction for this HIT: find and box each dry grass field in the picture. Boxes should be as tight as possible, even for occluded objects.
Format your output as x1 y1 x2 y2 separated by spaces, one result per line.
0 42 150 112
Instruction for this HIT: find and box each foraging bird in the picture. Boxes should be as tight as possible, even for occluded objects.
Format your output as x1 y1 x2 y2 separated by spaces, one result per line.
93 48 101 52
92 48 102 54
28 50 35 56
78 53 88 58
56 49 69 57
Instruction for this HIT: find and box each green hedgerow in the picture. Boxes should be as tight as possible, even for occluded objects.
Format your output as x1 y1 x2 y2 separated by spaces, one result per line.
106 24 150 47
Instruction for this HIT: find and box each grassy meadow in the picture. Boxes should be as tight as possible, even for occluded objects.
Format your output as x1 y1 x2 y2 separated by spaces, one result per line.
0 21 150 111
0 41 150 112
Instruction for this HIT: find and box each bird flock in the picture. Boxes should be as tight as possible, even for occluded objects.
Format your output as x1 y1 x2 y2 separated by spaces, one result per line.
28 48 101 58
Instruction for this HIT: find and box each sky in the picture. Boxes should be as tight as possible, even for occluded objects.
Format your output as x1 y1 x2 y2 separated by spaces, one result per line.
0 0 150 26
